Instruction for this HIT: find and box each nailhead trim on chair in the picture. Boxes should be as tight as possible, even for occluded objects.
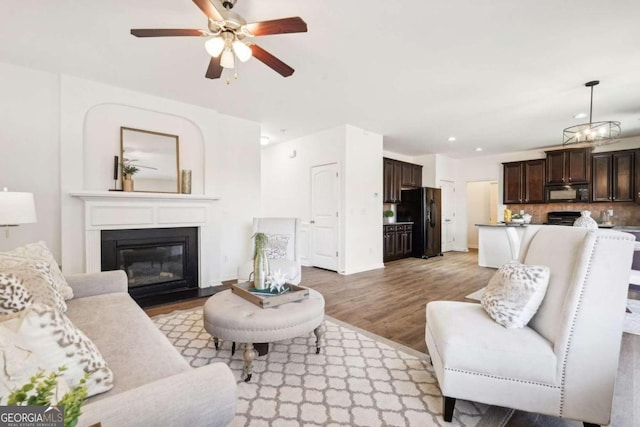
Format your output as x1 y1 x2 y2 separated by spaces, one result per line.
444 368 561 389
558 235 626 416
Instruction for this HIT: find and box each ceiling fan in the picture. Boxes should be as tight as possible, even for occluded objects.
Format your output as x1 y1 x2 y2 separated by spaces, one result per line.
131 0 307 80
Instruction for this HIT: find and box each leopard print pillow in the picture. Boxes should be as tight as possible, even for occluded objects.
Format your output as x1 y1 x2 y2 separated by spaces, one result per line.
1 262 66 312
0 242 73 300
1 302 114 397
264 234 290 260
481 261 550 328
0 273 33 315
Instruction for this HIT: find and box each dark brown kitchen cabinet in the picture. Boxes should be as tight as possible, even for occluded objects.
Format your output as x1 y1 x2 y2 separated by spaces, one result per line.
383 224 413 262
591 151 634 202
636 150 640 204
383 158 423 203
545 148 591 184
503 159 545 204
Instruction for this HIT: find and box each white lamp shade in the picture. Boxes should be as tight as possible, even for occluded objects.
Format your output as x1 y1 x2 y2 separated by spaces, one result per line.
0 191 37 225
233 40 252 62
220 49 235 69
205 37 225 57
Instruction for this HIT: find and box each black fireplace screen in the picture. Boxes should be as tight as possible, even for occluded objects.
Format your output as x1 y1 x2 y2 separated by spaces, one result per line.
101 227 198 298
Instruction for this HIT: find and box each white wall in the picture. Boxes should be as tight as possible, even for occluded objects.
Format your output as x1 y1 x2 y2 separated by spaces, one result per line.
59 75 261 283
343 125 384 274
262 125 384 275
0 62 61 258
466 181 493 249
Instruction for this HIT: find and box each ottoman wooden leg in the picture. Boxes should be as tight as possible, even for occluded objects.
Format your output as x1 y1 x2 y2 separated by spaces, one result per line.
243 343 258 382
213 337 219 350
314 325 325 354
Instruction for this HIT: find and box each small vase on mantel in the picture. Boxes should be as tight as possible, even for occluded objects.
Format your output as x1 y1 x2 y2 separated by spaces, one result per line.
123 175 134 192
573 210 598 229
252 233 270 290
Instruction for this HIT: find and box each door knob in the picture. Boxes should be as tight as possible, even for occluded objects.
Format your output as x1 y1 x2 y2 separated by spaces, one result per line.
310 220 315 224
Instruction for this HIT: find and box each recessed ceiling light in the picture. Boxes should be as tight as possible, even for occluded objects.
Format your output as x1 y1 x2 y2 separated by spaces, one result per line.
448 137 456 142
573 112 587 119
260 136 270 146
475 147 483 152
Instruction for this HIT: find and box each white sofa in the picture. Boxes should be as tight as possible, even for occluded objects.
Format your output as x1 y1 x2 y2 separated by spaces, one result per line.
426 225 635 426
64 270 237 427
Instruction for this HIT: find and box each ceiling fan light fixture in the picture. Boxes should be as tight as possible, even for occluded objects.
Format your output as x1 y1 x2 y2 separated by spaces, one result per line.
562 80 621 146
233 40 252 62
205 37 225 57
220 49 235 68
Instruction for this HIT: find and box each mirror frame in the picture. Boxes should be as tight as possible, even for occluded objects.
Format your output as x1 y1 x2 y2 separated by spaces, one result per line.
120 127 180 193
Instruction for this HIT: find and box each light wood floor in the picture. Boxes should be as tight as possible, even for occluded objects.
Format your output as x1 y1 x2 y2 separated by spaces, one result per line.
146 251 494 353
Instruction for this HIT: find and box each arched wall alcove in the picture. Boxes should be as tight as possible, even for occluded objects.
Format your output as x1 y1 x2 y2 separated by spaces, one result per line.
83 103 205 193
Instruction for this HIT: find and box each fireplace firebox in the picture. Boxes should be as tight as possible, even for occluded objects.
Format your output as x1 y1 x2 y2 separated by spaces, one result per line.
101 227 198 300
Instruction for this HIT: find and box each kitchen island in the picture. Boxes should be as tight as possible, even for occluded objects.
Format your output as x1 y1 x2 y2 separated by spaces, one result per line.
475 223 536 268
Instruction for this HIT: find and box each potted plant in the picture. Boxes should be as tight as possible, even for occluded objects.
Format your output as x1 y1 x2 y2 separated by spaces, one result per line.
252 232 270 290
383 209 395 224
122 161 139 192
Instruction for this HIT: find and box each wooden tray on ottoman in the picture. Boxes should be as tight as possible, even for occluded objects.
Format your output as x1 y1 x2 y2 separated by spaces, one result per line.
232 282 309 308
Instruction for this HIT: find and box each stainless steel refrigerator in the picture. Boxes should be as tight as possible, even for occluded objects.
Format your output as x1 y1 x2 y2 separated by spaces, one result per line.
396 187 442 258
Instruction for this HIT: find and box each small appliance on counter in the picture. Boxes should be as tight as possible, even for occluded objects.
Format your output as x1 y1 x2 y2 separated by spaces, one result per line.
546 211 582 226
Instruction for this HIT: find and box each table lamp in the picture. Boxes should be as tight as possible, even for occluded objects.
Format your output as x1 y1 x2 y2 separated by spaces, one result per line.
0 187 37 237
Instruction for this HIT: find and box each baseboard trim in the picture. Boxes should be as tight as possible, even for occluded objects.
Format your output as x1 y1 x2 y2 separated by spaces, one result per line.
340 263 385 275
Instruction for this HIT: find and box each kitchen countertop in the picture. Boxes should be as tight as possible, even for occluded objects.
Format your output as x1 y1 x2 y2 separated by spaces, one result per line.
384 222 414 225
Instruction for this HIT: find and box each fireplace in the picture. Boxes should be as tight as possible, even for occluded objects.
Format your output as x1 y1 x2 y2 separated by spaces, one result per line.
101 227 198 299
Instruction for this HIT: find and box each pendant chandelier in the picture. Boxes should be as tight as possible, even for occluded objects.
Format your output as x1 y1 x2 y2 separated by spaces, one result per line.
562 80 621 146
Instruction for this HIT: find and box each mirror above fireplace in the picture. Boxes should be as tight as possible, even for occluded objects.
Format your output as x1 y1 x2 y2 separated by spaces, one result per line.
120 127 180 193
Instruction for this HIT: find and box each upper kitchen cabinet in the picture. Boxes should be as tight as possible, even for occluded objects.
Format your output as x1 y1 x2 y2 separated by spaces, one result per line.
545 148 591 184
383 158 423 203
503 159 545 204
591 150 634 202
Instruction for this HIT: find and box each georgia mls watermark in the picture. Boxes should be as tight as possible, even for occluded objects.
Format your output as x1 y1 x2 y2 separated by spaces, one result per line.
0 406 64 427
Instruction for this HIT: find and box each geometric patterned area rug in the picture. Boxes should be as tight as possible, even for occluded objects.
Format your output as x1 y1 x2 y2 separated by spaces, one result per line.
465 287 640 336
152 308 513 427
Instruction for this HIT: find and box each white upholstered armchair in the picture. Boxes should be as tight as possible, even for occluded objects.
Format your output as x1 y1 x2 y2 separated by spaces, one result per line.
426 225 635 427
237 217 302 285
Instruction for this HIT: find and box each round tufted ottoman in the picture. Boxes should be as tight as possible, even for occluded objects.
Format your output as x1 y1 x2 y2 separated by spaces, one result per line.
203 288 325 381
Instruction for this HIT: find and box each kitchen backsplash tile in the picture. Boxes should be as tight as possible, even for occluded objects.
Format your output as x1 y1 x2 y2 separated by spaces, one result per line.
507 202 640 226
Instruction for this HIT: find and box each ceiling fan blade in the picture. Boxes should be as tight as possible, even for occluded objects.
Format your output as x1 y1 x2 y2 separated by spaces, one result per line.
205 56 223 79
250 44 295 77
244 17 307 37
131 29 205 37
192 0 224 22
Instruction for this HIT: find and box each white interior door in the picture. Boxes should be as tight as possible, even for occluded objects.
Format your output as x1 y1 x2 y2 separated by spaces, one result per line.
310 163 339 271
440 180 455 252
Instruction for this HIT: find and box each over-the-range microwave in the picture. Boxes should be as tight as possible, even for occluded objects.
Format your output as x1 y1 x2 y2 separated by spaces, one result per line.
545 183 590 203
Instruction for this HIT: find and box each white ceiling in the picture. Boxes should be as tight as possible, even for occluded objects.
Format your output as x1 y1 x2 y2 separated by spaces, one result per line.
2 0 640 158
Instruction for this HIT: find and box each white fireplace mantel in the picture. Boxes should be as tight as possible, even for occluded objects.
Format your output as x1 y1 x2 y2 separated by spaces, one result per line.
70 191 221 287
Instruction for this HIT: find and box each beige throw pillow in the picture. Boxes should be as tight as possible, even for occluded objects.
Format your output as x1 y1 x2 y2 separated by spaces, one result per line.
481 261 550 328
0 273 33 315
1 262 66 313
1 303 114 397
0 242 74 300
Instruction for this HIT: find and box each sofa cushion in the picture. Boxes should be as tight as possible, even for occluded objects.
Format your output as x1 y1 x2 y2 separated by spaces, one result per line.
65 293 190 403
0 303 113 397
0 273 33 315
0 262 67 313
0 241 73 300
426 301 558 384
481 261 550 328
